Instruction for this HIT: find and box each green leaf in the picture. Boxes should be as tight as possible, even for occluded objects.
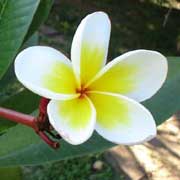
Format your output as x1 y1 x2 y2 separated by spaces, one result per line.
0 57 179 166
23 33 39 49
0 125 113 166
0 0 41 79
0 0 52 82
0 167 22 180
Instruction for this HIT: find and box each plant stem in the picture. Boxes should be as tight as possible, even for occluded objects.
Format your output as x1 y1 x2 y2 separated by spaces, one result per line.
0 97 60 149
0 107 37 130
37 131 59 149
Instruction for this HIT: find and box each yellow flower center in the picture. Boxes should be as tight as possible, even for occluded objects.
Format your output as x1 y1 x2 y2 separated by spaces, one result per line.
76 85 90 98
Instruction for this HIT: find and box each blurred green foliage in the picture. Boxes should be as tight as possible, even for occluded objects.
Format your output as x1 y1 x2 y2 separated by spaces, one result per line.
0 167 22 180
41 0 180 59
22 154 119 180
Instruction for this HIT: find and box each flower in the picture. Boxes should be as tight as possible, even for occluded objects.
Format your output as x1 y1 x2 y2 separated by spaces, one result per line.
14 12 168 145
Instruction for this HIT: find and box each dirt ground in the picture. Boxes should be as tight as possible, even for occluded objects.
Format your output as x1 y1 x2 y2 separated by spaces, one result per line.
105 115 180 180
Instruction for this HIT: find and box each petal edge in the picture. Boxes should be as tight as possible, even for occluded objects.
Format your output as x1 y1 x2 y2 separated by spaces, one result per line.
89 50 168 102
88 91 157 145
15 46 78 100
47 96 96 145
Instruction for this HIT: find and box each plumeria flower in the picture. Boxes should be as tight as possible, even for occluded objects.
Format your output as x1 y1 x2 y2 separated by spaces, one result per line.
14 12 168 145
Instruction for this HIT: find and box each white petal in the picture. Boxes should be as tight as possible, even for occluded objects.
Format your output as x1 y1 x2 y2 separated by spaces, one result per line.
88 91 156 145
15 46 78 100
89 50 168 102
47 96 96 145
71 11 111 85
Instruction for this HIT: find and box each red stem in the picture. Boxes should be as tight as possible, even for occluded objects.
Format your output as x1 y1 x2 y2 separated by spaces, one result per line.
37 131 59 149
39 98 50 115
0 98 60 149
0 107 37 130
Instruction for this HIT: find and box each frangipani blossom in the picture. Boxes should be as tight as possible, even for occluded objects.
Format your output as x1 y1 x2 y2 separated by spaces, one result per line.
14 12 168 145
